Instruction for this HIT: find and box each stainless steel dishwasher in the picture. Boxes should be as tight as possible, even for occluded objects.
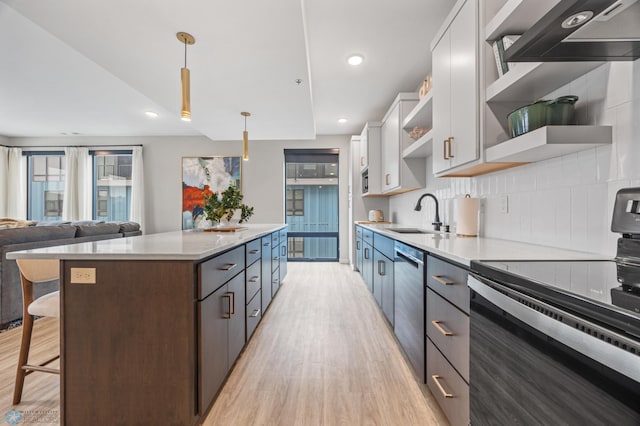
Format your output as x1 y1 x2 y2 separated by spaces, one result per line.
394 241 425 382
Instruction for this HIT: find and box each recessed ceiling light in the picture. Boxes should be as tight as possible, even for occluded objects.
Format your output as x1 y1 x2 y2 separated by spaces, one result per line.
338 118 348 124
347 54 364 66
145 111 159 118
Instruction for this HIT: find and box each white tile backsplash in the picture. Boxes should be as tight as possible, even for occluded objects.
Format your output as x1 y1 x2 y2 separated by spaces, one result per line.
389 61 640 256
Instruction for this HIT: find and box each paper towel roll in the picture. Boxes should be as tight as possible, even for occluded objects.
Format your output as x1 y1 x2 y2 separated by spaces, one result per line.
456 195 479 237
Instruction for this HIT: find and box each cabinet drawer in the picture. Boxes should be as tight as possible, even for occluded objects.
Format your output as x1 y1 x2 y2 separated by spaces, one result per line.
271 231 280 247
272 246 280 272
245 260 261 303
427 338 469 426
356 225 363 239
246 289 261 341
373 233 394 259
426 288 469 381
199 245 245 299
362 228 374 244
246 239 261 266
279 228 287 241
426 255 469 314
271 269 280 296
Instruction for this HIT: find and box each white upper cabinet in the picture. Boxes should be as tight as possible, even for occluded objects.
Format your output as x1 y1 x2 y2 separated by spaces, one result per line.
380 93 424 194
431 0 479 176
360 122 383 196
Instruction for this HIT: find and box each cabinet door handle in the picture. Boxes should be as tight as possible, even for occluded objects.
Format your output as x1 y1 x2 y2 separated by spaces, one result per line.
385 173 390 185
443 139 449 160
249 276 260 283
431 375 454 398
222 293 232 319
281 245 286 256
432 320 454 336
250 308 261 318
356 240 360 250
432 275 455 286
229 291 235 315
249 249 259 254
219 263 237 271
360 157 364 166
364 247 369 259
378 260 385 276
447 136 455 158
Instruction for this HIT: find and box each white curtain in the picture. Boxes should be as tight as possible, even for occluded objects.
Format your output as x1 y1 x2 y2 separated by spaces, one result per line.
62 147 92 221
130 146 145 233
5 148 26 219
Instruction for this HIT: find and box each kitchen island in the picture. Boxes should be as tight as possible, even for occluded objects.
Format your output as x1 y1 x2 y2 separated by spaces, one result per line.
7 224 287 426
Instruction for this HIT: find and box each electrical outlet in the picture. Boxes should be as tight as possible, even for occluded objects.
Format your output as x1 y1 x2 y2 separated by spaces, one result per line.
70 267 96 284
500 195 509 214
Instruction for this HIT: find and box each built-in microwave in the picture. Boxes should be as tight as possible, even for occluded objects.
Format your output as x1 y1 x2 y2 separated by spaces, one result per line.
361 170 369 194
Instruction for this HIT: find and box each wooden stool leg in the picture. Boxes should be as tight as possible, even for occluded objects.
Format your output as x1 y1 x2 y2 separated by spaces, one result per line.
13 313 34 405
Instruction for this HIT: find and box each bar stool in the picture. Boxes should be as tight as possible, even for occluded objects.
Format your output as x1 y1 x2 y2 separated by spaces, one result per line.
13 258 60 405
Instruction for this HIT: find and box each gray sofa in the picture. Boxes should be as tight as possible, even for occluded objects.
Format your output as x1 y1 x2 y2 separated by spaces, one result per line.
0 221 141 328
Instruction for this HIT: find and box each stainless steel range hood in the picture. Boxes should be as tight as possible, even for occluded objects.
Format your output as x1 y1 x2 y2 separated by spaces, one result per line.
504 0 640 62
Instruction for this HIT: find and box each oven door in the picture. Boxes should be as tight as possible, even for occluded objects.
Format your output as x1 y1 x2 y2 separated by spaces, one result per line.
468 274 640 425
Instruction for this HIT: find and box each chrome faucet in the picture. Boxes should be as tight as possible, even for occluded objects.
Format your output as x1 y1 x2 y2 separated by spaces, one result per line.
414 193 442 231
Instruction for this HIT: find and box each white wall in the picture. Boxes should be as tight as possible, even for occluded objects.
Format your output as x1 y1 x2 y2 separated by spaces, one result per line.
390 60 640 257
9 135 352 262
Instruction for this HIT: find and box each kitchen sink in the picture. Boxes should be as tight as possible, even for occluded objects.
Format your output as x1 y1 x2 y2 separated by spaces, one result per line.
386 228 438 234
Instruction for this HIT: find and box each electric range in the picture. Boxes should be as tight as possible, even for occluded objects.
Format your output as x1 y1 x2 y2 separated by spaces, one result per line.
468 187 640 425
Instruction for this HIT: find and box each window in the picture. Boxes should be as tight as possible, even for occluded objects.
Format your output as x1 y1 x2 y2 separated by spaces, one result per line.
27 153 65 221
284 149 339 261
44 190 63 217
286 189 305 216
93 152 132 221
25 150 134 222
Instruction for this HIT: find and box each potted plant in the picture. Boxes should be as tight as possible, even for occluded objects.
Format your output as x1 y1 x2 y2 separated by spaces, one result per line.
202 186 254 228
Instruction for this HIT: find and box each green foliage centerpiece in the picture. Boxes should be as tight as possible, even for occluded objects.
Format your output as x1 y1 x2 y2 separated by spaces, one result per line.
202 186 254 228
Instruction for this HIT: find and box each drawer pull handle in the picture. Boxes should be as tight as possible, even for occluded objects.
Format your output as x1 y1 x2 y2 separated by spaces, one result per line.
250 308 261 318
432 275 455 286
219 263 237 271
222 293 233 319
249 249 259 254
249 276 260 283
264 242 271 247
432 320 454 336
432 375 453 398
378 260 385 276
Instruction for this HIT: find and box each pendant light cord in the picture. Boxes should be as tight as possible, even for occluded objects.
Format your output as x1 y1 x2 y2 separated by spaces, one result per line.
184 39 187 68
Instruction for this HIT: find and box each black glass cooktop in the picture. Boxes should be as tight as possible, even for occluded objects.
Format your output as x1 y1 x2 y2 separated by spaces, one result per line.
471 260 640 338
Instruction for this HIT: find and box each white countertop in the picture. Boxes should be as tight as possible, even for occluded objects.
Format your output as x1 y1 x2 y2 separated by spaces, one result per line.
6 224 286 261
360 224 609 266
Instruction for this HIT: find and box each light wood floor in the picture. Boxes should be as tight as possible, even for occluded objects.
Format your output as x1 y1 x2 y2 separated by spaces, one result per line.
206 263 447 425
0 263 447 426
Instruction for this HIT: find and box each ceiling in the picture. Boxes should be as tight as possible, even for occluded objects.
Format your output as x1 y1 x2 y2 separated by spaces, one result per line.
0 0 454 140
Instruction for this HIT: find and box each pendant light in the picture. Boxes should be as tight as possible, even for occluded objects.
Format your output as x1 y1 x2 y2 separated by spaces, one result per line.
241 112 251 161
177 32 195 121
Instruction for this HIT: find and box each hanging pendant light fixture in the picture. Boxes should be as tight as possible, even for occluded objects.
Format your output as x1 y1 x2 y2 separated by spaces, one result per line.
177 32 195 121
241 112 251 161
